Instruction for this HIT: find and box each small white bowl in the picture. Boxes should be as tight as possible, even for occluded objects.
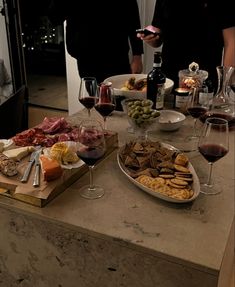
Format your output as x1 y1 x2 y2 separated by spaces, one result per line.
157 110 186 131
104 74 174 99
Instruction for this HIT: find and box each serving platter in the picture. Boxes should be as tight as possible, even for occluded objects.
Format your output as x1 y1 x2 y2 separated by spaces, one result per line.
104 74 174 99
117 143 200 203
0 132 118 207
43 141 84 170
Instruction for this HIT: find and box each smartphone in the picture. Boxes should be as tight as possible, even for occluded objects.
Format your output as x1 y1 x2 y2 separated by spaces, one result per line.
136 28 160 36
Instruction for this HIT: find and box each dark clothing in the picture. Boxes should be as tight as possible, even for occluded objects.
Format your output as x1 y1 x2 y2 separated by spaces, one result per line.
152 0 235 88
48 0 144 83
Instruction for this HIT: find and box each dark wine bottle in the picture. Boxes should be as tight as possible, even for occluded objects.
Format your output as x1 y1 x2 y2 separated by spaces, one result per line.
146 51 166 110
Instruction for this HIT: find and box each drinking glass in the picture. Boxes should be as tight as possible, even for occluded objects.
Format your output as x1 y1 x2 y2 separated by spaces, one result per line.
77 119 106 199
198 117 229 195
78 77 98 117
186 87 210 139
94 82 116 131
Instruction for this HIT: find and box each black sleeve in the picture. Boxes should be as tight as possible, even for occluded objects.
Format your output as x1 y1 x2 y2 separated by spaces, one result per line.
127 0 144 55
215 0 235 29
47 0 67 25
151 0 165 29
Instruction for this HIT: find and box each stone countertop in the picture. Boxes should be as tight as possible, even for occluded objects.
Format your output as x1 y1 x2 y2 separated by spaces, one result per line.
0 109 234 276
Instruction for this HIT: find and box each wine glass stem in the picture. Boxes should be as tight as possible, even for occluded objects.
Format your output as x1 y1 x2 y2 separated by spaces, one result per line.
88 109 91 117
193 118 197 137
206 162 213 186
103 117 107 130
88 165 94 190
144 131 148 141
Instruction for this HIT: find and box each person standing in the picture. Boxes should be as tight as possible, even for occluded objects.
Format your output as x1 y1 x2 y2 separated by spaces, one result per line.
137 0 235 89
48 0 144 84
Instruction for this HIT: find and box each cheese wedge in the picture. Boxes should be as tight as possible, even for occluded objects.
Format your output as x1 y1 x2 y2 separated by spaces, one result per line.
3 146 35 161
39 155 63 182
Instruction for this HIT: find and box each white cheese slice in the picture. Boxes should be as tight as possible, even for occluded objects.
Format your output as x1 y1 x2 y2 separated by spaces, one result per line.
3 146 35 161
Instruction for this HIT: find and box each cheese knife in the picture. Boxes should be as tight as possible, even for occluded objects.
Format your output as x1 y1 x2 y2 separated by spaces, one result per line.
33 149 42 187
20 150 37 183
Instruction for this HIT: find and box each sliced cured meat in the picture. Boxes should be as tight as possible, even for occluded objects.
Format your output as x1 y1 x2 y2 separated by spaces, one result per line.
36 117 70 134
11 117 79 147
0 153 18 176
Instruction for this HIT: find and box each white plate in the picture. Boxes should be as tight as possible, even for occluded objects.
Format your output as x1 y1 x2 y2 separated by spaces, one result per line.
117 143 200 203
104 74 174 99
0 139 14 150
43 141 84 170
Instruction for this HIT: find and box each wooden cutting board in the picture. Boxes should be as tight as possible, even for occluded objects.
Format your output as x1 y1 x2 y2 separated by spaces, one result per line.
0 132 118 207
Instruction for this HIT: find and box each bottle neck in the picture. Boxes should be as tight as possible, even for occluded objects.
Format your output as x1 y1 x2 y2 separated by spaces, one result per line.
153 63 162 68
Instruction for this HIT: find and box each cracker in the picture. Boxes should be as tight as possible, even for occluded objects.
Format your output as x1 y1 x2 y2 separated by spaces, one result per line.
170 188 193 199
159 174 175 179
136 175 154 187
149 177 166 190
170 178 188 186
174 153 189 166
168 181 187 189
174 164 190 173
175 171 193 178
155 185 172 195
175 176 193 182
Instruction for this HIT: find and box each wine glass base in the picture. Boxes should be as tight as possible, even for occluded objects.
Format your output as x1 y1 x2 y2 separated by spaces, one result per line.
200 183 221 195
79 185 105 199
181 135 199 152
127 126 134 133
186 135 199 140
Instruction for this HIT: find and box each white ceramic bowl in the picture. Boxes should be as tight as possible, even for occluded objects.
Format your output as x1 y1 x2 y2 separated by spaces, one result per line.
104 74 174 99
157 110 186 131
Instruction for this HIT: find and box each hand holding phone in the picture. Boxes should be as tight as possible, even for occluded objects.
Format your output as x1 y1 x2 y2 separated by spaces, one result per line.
136 28 160 36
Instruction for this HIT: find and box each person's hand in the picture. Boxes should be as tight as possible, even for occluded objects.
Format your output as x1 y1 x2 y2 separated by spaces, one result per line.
131 55 143 74
137 25 161 48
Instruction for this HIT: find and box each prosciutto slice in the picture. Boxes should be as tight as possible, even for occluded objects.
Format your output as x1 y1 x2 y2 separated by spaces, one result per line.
36 117 70 134
11 117 79 147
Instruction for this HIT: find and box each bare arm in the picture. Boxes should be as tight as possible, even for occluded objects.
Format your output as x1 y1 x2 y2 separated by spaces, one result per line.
222 26 235 67
128 0 144 73
130 55 143 74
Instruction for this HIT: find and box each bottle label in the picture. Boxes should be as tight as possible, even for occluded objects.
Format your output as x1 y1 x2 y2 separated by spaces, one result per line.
175 95 189 108
155 84 164 110
174 88 190 113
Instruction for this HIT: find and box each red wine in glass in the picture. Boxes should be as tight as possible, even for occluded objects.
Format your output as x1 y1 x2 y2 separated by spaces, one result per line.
198 117 229 195
79 97 96 110
77 147 105 166
77 119 106 199
78 77 98 117
187 106 208 118
199 112 235 130
95 82 116 131
198 143 228 163
94 103 115 117
186 88 210 141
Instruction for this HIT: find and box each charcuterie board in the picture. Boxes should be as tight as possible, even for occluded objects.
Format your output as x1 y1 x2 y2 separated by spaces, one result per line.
0 131 118 207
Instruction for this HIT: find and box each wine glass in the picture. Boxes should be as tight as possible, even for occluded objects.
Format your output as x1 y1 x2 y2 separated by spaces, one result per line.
78 77 98 117
94 81 116 132
198 117 229 195
186 87 210 139
77 119 106 199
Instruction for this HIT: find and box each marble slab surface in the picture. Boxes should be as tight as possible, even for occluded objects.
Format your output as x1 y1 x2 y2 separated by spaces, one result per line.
0 109 234 287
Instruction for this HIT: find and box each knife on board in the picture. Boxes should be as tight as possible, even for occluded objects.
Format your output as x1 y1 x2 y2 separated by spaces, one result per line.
33 149 42 187
20 150 38 183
